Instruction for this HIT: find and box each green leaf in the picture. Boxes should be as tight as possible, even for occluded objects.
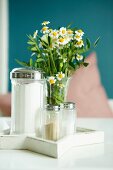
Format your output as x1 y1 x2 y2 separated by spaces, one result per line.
48 35 52 46
69 62 75 70
86 38 91 49
83 62 89 67
27 41 35 45
31 47 37 51
34 62 38 68
29 58 33 66
71 27 78 31
94 37 100 47
27 34 34 41
36 58 45 62
15 59 29 67
67 23 73 29
39 38 48 46
60 63 63 68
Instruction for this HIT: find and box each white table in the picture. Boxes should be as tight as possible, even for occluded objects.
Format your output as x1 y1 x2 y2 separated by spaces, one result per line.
0 118 113 170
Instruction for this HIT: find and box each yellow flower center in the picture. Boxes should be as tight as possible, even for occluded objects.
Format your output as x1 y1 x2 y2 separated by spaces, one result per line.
62 30 66 34
76 40 83 45
49 79 55 84
75 35 81 39
59 38 65 43
77 55 81 59
67 30 73 34
58 74 63 79
78 29 83 33
53 32 57 36
42 27 48 31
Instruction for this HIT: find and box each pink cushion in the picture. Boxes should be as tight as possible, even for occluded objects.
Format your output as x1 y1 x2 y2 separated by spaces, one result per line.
0 93 11 116
67 53 113 117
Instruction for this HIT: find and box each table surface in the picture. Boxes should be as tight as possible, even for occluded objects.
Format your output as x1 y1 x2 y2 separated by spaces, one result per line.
0 118 113 170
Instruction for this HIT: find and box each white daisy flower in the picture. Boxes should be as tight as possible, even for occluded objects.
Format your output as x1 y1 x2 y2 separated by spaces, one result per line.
33 30 38 38
76 54 83 61
57 37 68 45
41 26 49 34
75 40 84 48
49 29 59 39
56 72 65 81
48 76 56 85
74 34 82 41
42 21 50 25
59 27 67 36
75 29 84 36
64 35 72 43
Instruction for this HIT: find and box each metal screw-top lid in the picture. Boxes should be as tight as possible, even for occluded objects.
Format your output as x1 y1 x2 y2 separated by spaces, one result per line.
60 102 75 109
45 104 60 111
10 68 44 80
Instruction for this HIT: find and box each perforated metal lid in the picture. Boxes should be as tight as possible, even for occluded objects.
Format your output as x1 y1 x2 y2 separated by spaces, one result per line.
10 68 44 80
60 102 75 109
45 104 60 111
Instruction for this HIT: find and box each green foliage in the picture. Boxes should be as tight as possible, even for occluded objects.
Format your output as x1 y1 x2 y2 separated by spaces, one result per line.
86 38 91 50
15 59 29 67
16 22 99 78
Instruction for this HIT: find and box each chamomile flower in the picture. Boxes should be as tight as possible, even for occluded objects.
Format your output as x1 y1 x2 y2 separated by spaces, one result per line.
75 40 84 48
76 54 83 61
33 30 38 38
42 21 50 26
67 29 73 35
74 34 82 41
75 29 84 36
48 76 56 85
57 37 68 45
49 29 59 39
41 26 49 34
56 72 65 81
57 83 65 88
59 27 67 36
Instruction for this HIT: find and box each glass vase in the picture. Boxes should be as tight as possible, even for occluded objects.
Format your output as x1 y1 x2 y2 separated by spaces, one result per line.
46 77 70 105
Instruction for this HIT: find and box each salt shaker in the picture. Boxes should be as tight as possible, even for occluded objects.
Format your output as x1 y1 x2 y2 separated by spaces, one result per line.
10 68 45 135
41 105 62 141
60 102 76 137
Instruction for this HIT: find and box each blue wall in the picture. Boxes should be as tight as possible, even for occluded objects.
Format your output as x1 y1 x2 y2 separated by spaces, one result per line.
9 0 113 98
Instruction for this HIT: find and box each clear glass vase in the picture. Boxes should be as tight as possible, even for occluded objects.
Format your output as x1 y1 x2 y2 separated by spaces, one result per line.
46 76 70 105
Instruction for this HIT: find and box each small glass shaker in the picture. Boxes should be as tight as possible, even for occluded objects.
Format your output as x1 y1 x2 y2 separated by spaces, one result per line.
60 102 76 137
42 105 62 141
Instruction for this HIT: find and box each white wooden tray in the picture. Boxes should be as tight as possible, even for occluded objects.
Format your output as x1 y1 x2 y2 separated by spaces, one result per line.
0 127 104 158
